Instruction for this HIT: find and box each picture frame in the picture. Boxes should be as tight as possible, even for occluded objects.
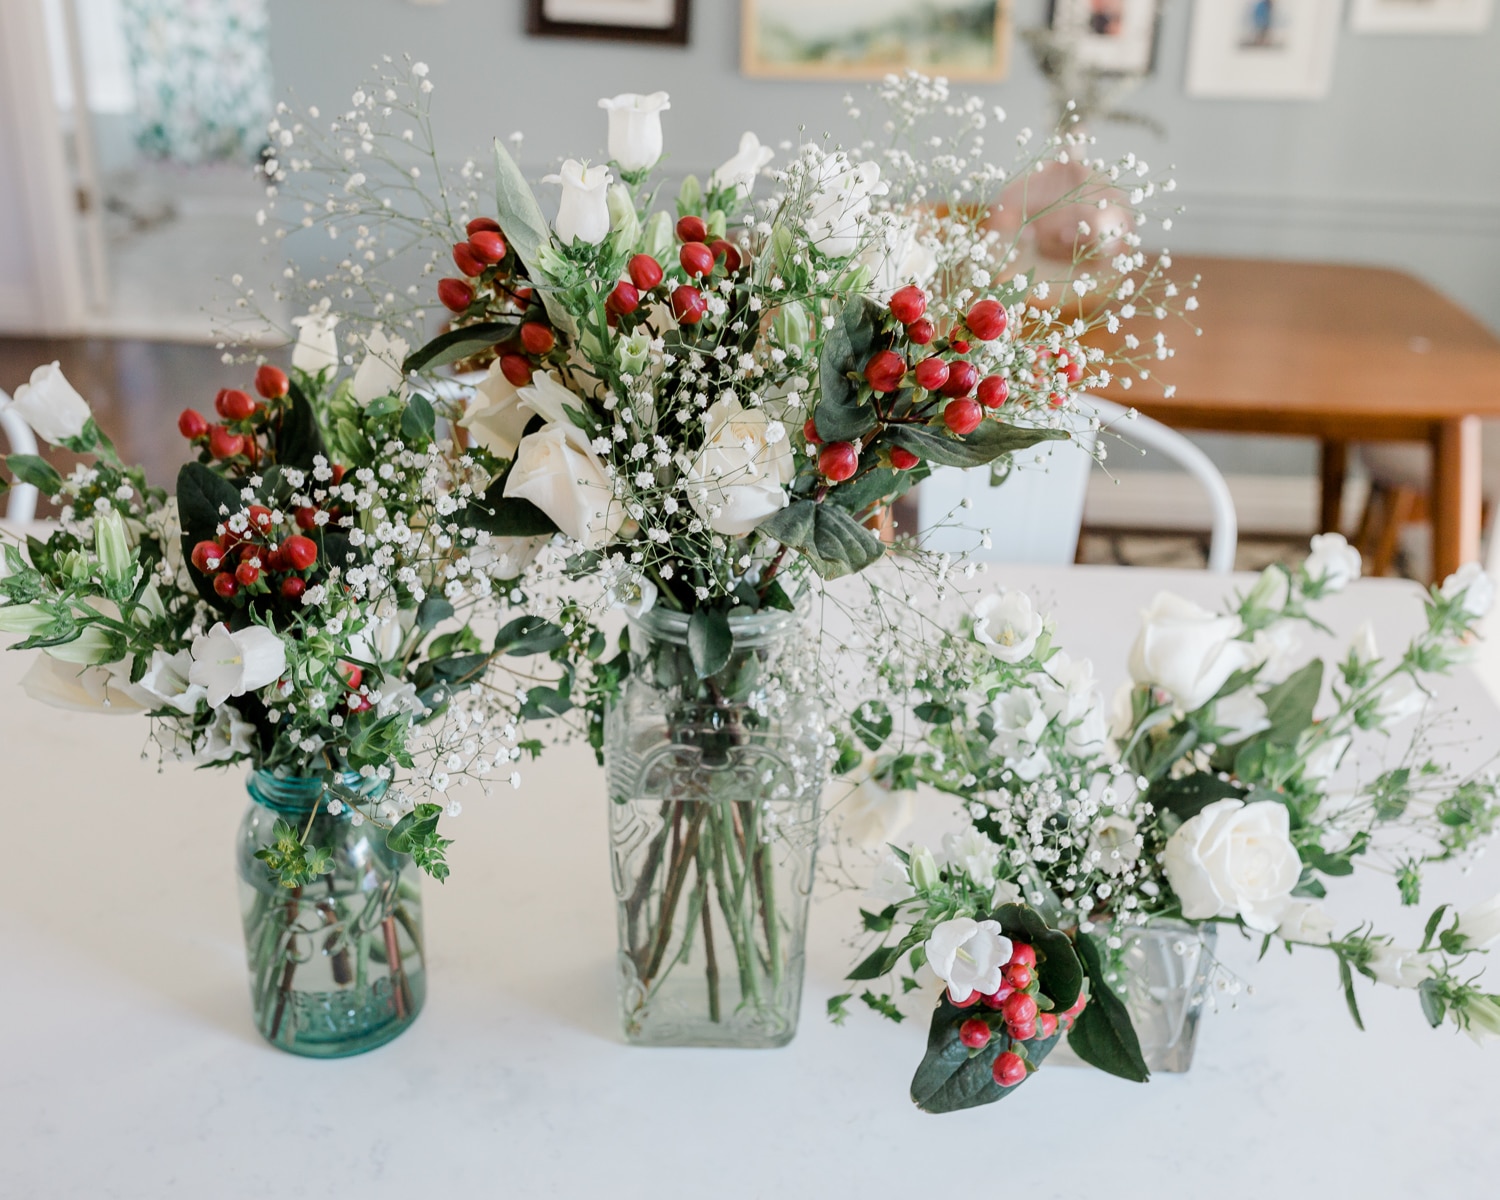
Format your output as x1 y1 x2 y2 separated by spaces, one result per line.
741 0 1010 82
1047 0 1161 74
1184 0 1341 100
526 0 692 46
1348 0 1493 33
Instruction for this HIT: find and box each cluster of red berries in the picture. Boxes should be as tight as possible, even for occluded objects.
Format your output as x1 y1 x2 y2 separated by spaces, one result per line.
189 507 320 603
438 217 511 313
177 365 289 464
944 939 1090 1090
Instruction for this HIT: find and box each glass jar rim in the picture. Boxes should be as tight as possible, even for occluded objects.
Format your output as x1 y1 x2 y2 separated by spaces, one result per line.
246 768 389 817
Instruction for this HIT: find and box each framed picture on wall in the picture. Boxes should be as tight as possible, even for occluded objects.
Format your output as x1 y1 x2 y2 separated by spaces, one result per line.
741 0 1010 81
1184 0 1341 99
526 0 692 45
1048 0 1161 74
1348 0 1493 33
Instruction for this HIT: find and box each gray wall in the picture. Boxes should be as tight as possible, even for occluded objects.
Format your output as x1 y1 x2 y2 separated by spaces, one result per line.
267 0 1500 476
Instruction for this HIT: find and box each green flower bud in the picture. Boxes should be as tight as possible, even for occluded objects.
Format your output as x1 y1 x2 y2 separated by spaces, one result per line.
94 509 134 590
706 209 727 239
642 211 674 261
771 301 810 350
619 327 653 377
910 845 940 891
677 173 702 215
607 182 640 247
59 549 90 584
44 623 121 666
0 602 57 635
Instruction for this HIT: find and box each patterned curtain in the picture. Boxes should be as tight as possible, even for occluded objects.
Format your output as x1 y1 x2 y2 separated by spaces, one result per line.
119 0 271 164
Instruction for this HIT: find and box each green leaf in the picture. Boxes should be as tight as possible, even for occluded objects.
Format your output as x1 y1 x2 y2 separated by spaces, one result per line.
757 499 884 580
1339 955 1366 1031
387 802 442 854
495 615 567 657
175 462 244 610
847 943 904 981
272 381 326 469
1420 904 1451 953
1261 660 1324 745
687 606 733 678
860 990 905 1023
827 993 853 1025
519 684 572 720
993 904 1084 1013
910 997 1064 1114
884 421 1069 469
1067 933 1150 1083
402 321 519 374
492 137 578 337
827 465 905 517
1150 771 1246 823
416 596 455 633
1417 977 1446 1028
814 296 883 443
400 394 436 444
852 699 893 750
913 701 954 724
6 454 62 494
860 905 897 933
465 469 560 537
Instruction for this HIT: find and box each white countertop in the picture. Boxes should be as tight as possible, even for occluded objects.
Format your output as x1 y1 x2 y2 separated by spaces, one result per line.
3 564 1498 1198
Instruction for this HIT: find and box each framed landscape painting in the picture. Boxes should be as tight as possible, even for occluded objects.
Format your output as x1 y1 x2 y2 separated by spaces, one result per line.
1348 0 1493 32
526 0 692 45
742 0 1010 81
1184 0 1341 99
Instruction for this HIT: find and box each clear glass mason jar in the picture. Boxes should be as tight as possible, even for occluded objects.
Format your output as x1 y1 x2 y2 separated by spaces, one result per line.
1116 920 1217 1073
604 604 829 1047
237 770 426 1057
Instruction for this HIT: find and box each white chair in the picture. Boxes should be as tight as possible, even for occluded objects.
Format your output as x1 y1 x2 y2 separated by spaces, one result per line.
1 390 40 527
916 399 1239 573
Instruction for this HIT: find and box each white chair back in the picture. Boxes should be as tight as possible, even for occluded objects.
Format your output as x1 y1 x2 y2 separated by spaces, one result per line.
915 399 1239 573
1 390 40 527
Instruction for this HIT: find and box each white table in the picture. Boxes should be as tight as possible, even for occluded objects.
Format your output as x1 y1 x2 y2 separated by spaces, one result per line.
3 565 1499 1198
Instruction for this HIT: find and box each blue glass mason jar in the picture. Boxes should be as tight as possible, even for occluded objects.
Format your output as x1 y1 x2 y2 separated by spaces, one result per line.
236 770 426 1056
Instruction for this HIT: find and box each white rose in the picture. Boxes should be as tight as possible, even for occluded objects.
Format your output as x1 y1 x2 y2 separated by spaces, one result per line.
1371 672 1427 725
291 306 340 375
19 654 152 713
598 92 669 173
1213 688 1270 743
503 424 624 549
1440 562 1496 618
460 363 534 461
188 624 287 708
803 153 887 258
867 853 915 907
1277 901 1334 945
1128 592 1258 712
544 159 613 247
941 829 1000 887
925 918 1013 1004
685 397 794 536
709 131 774 195
517 371 589 428
1161 798 1301 933
829 756 915 850
1367 943 1438 989
1456 893 1500 950
350 329 409 405
973 590 1043 664
990 687 1047 758
1305 532 1361 592
6 362 91 443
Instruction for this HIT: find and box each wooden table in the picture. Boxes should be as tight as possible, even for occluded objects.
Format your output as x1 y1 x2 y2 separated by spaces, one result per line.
1098 256 1500 579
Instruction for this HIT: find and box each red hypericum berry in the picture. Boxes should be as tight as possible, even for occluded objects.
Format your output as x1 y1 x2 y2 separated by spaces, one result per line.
282 535 318 571
178 409 209 439
1009 943 1037 969
946 986 981 1009
452 242 486 277
499 353 533 387
437 277 474 312
958 1018 991 1049
212 572 239 599
913 357 950 392
468 230 507 264
671 285 707 325
330 464 346 486
1048 391 1069 409
606 280 641 317
628 253 664 291
234 560 261 587
981 985 1014 1009
943 398 983 436
889 446 920 471
1037 1013 1059 1039
1059 353 1084 384
709 238 742 273
680 242 715 278
216 389 256 421
466 216 502 237
950 339 971 355
676 215 708 243
1064 992 1088 1018
280 576 306 601
512 285 534 301
863 349 907 393
1008 1020 1037 1042
1005 965 1033 990
818 442 859 482
247 505 273 534
295 506 318 531
941 361 978 398
190 540 223 573
966 299 1008 341
1002 992 1038 1027
337 660 363 690
889 284 927 325
992 1051 1027 1089
907 318 935 345
346 692 373 714
519 322 556 355
803 417 822 445
265 546 287 572
208 425 245 460
254 364 289 400
977 375 1010 409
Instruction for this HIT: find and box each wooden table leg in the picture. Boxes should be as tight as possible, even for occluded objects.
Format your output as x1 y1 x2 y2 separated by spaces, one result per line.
1319 439 1347 535
1430 416 1482 582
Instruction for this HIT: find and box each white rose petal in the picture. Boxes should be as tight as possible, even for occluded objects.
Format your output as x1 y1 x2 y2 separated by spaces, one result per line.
685 396 795 536
1128 592 1258 712
1161 798 1301 933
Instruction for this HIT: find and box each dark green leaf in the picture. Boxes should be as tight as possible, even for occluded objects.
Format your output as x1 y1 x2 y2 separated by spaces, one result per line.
687 606 733 679
827 466 904 517
757 499 884 580
272 382 326 469
430 653 489 685
400 394 436 444
1067 933 1150 1083
1339 956 1366 1031
175 462 244 610
495 615 567 657
913 701 954 724
1261 660 1324 746
814 296 882 443
885 420 1069 469
1417 977 1446 1028
6 454 62 494
402 321 518 374
993 904 1084 1013
465 466 559 537
860 990 905 1023
910 997 1064 1113
387 802 443 855
1150 771 1246 823
416 596 455 633
860 905 897 933
852 699 893 750
847 943 903 981
519 684 572 720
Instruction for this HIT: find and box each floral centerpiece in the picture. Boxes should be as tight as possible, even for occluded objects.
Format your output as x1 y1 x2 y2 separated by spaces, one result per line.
0 347 532 1055
834 538 1500 1111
